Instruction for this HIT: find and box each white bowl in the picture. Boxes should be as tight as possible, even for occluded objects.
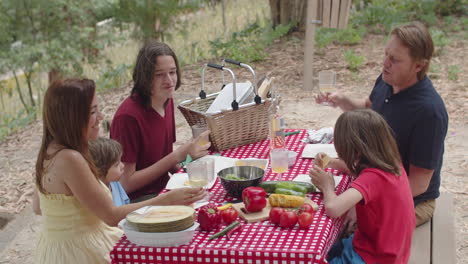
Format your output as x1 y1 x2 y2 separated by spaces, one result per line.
119 219 199 247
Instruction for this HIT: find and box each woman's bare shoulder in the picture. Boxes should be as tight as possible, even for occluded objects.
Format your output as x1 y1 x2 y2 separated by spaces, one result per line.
51 149 89 170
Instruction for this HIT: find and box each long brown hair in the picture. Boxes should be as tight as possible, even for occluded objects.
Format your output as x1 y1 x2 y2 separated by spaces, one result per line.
391 22 434 81
89 137 122 181
35 78 99 193
333 109 401 176
132 40 181 108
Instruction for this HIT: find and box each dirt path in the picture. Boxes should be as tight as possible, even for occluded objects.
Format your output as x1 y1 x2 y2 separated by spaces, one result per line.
0 33 466 263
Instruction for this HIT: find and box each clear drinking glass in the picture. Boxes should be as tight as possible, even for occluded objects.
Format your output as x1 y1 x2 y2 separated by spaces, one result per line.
204 158 215 183
318 70 336 106
186 160 210 202
270 149 289 180
191 123 209 146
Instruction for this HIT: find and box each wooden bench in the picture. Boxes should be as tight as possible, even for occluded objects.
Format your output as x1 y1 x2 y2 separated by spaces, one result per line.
409 192 456 264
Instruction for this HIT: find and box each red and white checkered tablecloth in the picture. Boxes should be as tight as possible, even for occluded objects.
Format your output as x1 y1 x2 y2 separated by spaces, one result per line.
111 130 351 264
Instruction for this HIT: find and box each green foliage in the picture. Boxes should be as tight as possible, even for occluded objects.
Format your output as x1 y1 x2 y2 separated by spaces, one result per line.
349 0 466 33
447 65 461 81
435 0 467 16
96 63 132 92
209 22 292 63
0 107 37 141
430 29 451 56
350 0 407 34
343 50 365 71
111 0 205 42
315 26 366 49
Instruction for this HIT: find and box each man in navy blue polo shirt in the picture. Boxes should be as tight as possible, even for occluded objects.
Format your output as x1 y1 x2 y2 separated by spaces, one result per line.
316 22 448 226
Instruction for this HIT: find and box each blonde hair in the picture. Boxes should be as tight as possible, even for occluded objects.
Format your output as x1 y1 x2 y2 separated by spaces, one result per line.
89 137 123 181
391 22 434 80
334 109 401 176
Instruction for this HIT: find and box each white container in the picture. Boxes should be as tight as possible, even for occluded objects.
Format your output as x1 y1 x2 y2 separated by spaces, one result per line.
119 219 199 247
288 151 298 168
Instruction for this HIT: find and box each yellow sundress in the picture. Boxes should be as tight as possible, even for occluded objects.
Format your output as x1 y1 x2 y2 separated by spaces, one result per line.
34 184 123 264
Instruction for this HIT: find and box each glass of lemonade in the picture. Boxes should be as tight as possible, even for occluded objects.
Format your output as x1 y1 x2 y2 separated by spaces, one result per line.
186 159 210 202
270 149 289 180
318 70 336 106
191 123 209 146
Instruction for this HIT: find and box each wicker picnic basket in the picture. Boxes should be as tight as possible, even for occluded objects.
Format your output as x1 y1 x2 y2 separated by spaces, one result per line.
178 61 271 152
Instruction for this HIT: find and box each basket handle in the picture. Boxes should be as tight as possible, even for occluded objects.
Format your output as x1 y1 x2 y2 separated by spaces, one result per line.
202 63 239 111
221 58 261 104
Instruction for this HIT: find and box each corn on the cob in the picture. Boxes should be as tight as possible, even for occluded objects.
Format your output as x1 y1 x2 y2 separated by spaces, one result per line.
268 194 305 208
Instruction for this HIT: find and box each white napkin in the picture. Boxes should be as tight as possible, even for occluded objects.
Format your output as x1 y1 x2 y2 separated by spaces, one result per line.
166 173 217 190
301 144 338 158
292 174 343 190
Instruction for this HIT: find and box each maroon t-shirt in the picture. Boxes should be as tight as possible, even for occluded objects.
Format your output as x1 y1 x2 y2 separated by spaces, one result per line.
110 94 176 200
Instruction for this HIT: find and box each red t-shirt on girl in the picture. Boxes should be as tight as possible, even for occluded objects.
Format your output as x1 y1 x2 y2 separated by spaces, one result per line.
351 167 415 264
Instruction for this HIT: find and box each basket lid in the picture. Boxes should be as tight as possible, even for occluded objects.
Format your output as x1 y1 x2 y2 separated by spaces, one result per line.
206 81 253 114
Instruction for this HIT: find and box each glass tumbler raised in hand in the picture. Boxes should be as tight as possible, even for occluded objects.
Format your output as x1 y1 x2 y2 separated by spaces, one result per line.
191 123 209 146
318 70 336 106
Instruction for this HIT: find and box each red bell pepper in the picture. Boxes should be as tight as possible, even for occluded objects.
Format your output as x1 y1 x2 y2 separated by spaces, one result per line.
242 187 267 212
198 204 221 231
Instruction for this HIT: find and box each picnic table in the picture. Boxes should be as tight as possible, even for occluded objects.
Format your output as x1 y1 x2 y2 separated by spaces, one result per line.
110 129 351 264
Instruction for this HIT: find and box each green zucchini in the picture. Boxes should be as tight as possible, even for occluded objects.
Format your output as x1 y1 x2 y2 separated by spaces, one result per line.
274 188 306 197
276 182 308 194
259 181 316 193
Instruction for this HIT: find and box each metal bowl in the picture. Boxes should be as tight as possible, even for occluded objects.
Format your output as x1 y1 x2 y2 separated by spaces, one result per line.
217 166 265 199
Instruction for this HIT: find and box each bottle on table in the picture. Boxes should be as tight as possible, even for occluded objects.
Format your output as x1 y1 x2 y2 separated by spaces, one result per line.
269 96 285 150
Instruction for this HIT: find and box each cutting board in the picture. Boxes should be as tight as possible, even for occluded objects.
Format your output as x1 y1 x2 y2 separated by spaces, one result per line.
232 201 272 223
232 198 319 223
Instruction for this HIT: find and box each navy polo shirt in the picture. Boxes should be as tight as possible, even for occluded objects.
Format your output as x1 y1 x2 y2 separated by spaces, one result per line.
369 74 448 205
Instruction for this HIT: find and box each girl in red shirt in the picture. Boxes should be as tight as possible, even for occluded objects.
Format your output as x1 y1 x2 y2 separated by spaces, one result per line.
310 109 415 264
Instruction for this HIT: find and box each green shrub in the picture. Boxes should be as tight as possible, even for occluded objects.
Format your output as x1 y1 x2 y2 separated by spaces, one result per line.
350 0 407 34
96 63 132 92
448 65 461 81
435 0 467 16
430 29 451 56
208 22 292 63
0 107 37 141
343 50 365 71
315 26 366 49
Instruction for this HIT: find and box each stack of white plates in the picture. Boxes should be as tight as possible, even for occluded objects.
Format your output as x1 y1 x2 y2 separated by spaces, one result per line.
119 219 199 247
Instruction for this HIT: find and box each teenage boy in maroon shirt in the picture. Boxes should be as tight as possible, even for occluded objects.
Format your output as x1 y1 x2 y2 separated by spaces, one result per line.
111 41 210 202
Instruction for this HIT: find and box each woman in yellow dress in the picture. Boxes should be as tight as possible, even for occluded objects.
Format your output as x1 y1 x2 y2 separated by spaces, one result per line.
32 79 206 264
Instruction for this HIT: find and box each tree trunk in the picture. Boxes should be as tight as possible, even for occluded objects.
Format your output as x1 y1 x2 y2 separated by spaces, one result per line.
48 69 60 85
12 70 30 113
269 0 308 31
24 71 36 107
0 86 5 111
